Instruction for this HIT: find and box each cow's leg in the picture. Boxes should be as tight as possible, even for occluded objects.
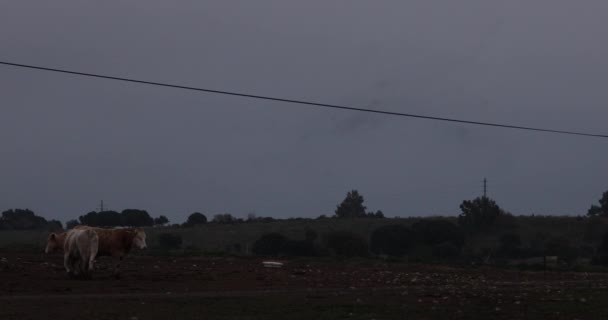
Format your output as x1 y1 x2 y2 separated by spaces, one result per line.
89 244 98 273
75 259 84 279
84 257 94 280
80 258 89 280
88 234 98 278
63 252 75 279
88 256 95 274
113 256 123 279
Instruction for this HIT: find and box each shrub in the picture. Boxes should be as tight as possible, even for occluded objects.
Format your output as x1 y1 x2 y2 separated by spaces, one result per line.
324 231 369 257
578 244 595 258
158 233 183 249
412 220 465 247
305 229 318 242
252 233 288 256
281 240 317 256
498 233 522 258
493 214 519 230
432 242 461 260
370 225 413 257
545 236 577 264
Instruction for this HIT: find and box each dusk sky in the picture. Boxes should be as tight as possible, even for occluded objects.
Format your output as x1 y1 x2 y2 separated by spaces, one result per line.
1 1 607 223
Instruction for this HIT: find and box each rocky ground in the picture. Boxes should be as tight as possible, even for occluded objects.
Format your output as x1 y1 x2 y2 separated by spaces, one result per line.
1 253 608 319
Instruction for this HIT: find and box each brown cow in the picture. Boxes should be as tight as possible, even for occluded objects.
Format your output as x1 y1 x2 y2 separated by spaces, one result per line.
63 228 99 279
74 226 147 277
45 231 68 254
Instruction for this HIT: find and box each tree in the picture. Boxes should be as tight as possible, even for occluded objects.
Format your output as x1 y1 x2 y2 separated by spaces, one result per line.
154 215 169 226
66 219 79 229
588 205 603 216
335 190 367 218
458 196 504 229
364 210 384 218
587 191 608 216
185 212 207 226
101 211 123 226
0 209 49 230
78 211 122 227
121 209 154 227
212 213 238 224
47 219 63 231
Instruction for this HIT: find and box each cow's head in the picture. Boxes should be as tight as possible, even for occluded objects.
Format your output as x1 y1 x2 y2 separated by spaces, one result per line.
45 233 61 254
132 229 147 250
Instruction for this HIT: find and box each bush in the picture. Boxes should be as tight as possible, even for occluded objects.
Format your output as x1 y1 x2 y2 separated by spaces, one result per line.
281 240 317 256
579 244 595 258
158 233 183 249
305 229 318 242
324 231 369 257
66 219 79 229
370 225 413 257
498 233 522 258
252 233 288 256
225 243 242 253
432 242 461 260
545 236 577 264
0 209 54 230
412 220 465 247
493 214 519 230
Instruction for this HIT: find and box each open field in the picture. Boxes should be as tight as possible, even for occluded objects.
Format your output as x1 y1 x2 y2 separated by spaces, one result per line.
2 253 608 319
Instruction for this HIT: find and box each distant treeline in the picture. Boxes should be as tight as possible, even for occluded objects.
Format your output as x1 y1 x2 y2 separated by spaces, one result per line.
6 189 608 269
0 209 63 231
4 188 608 231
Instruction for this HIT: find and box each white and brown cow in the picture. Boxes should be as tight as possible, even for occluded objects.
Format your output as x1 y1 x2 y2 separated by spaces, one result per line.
74 226 147 277
62 228 99 279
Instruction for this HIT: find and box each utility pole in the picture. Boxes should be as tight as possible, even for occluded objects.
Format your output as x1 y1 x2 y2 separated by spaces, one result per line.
483 178 487 198
98 200 105 212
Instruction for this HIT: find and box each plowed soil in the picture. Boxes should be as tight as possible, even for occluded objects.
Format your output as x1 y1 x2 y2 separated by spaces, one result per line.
2 253 608 319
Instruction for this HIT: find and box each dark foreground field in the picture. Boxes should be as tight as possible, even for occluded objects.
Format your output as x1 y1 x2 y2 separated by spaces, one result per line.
2 253 608 319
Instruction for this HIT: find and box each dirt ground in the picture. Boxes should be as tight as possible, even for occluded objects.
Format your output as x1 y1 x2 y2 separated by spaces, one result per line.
2 253 608 319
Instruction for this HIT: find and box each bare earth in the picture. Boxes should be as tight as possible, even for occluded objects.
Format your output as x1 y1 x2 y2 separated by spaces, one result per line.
1 253 608 319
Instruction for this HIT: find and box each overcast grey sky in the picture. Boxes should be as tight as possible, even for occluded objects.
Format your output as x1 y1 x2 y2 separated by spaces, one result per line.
1 0 607 223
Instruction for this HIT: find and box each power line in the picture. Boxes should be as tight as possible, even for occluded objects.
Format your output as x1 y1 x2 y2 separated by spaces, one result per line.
97 200 105 212
1 60 607 139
